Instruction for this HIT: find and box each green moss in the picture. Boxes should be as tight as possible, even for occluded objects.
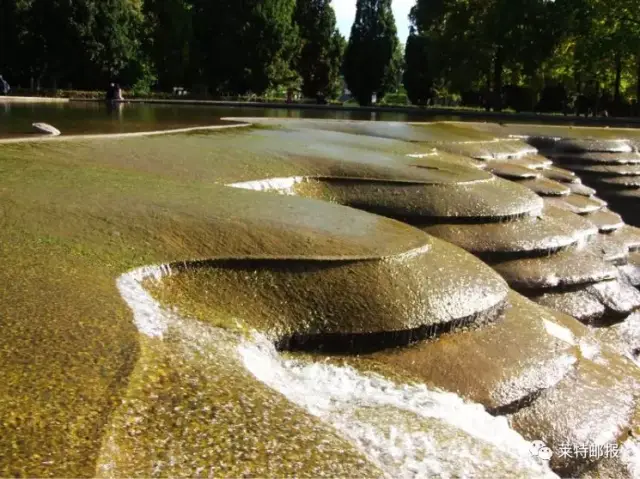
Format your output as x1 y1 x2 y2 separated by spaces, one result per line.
0 124 439 476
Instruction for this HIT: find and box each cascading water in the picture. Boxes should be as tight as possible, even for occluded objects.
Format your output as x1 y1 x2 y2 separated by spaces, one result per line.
116 265 558 478
239 336 558 478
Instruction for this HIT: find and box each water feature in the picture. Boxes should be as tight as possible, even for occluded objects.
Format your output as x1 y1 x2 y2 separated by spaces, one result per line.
2 111 640 478
0 100 469 139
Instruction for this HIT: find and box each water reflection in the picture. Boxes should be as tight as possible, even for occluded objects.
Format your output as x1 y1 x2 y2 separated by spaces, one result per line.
0 100 463 139
105 101 124 120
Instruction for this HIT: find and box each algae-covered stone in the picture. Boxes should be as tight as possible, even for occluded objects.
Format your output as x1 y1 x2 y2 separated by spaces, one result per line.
608 225 640 251
581 436 640 479
620 252 640 287
487 162 541 179
599 175 640 188
509 352 639 477
545 194 607 214
517 177 572 197
442 140 539 161
305 175 543 221
529 279 640 324
421 206 597 257
553 139 633 154
595 312 640 363
361 293 580 410
533 289 607 323
587 233 631 264
503 155 554 169
540 166 578 183
585 279 640 316
569 163 640 176
567 182 597 197
553 151 640 165
492 244 618 290
583 209 625 232
148 237 509 342
96 327 382 478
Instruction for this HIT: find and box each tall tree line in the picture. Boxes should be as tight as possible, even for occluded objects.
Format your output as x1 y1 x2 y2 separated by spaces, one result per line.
0 0 352 97
404 0 640 114
2 0 638 112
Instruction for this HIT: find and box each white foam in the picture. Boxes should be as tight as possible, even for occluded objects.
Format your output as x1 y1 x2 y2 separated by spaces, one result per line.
578 340 602 362
116 265 173 338
620 437 640 478
406 150 439 159
239 335 558 478
228 177 305 195
117 265 557 477
543 319 576 345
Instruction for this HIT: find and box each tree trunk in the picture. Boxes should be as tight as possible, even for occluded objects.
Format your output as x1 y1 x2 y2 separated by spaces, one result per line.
614 52 622 104
493 46 504 112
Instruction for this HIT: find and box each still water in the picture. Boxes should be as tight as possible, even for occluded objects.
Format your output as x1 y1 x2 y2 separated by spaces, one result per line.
4 99 640 141
0 100 435 139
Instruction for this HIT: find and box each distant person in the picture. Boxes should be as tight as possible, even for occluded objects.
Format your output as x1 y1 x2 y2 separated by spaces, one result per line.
114 84 124 101
0 75 10 96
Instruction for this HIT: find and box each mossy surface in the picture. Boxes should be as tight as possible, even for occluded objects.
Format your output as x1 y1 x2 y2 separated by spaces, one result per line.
0 121 515 476
2 118 638 477
0 126 438 476
96 329 379 478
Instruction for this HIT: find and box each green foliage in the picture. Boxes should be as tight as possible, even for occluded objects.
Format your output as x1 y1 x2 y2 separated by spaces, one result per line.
142 0 193 89
4 0 640 114
343 0 399 106
0 1 29 79
10 0 142 88
294 0 344 98
410 0 558 110
191 0 300 95
128 59 158 96
407 0 640 112
403 34 433 106
381 41 404 95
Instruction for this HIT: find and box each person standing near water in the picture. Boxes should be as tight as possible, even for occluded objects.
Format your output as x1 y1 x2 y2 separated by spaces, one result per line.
0 75 10 96
114 84 124 101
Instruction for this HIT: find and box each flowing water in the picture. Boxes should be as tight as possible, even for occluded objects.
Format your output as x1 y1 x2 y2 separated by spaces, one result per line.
116 264 558 478
3 106 640 477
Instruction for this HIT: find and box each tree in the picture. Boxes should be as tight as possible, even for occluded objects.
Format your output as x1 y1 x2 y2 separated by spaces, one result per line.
192 0 300 95
143 0 193 89
343 0 398 105
20 0 96 88
89 0 145 84
16 0 143 89
403 33 433 106
328 30 347 98
293 0 344 98
409 0 559 111
381 40 404 95
0 0 29 83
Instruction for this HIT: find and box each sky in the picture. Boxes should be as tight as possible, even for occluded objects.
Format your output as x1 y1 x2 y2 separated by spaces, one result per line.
333 0 414 44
